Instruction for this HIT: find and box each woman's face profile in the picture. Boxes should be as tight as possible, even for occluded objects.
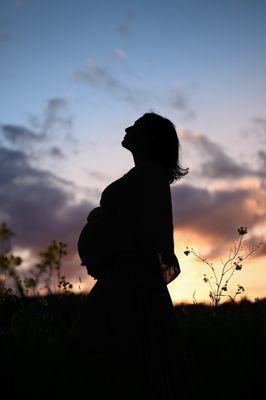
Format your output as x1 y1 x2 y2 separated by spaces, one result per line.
122 117 150 152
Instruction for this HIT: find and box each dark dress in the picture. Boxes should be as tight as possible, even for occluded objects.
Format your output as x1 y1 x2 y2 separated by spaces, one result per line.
61 161 193 399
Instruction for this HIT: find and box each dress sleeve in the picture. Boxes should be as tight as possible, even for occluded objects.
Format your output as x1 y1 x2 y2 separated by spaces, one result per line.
132 164 181 285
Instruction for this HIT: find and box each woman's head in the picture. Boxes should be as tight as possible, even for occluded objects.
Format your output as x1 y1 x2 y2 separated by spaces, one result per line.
122 112 189 184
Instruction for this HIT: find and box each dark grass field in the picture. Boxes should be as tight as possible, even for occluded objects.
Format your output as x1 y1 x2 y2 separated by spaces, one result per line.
1 293 266 399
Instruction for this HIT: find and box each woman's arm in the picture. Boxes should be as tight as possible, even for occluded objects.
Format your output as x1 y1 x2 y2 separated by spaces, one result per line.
132 163 181 285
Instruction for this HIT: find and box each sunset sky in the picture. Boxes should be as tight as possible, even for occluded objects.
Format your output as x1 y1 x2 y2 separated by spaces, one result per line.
1 0 265 304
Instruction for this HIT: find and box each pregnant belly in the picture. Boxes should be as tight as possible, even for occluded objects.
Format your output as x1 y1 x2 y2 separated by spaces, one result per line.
77 211 115 267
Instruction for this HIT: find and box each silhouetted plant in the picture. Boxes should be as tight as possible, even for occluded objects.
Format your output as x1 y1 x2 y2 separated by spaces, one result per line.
0 222 15 289
192 289 197 305
29 240 68 295
0 252 25 297
57 275 73 294
4 254 25 297
184 226 263 307
0 221 15 246
0 286 16 304
23 277 38 296
0 221 72 297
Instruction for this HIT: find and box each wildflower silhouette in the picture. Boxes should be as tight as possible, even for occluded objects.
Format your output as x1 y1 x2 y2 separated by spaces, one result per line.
57 275 73 294
0 221 72 297
0 252 25 296
184 226 263 307
0 222 15 289
31 240 68 295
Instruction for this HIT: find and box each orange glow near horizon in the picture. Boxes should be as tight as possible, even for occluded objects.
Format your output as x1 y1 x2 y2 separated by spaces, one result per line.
169 230 266 305
208 178 262 192
74 230 266 307
3 227 265 305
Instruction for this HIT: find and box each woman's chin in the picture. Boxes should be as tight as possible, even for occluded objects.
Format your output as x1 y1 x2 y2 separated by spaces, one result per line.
121 138 129 149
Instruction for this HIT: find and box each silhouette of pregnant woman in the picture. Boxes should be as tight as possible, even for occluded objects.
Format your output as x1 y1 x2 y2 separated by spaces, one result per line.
62 112 193 399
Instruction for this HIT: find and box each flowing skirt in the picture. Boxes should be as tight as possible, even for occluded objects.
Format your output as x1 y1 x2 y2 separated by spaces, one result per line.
59 252 193 400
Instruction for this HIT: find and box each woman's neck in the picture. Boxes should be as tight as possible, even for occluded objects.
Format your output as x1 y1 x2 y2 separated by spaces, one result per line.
132 153 158 168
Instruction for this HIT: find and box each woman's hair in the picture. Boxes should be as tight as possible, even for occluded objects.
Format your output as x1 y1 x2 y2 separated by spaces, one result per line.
140 112 189 184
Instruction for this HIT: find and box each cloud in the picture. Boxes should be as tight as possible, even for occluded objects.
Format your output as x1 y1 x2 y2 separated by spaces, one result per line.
1 124 46 145
70 58 150 107
168 84 196 120
114 48 128 61
243 116 266 144
116 9 135 37
171 182 266 259
181 129 266 180
71 57 195 116
251 117 266 143
257 150 266 170
0 140 264 288
1 96 78 157
29 97 74 136
49 146 65 158
0 145 95 265
112 48 144 81
87 169 110 182
71 58 121 87
171 128 266 258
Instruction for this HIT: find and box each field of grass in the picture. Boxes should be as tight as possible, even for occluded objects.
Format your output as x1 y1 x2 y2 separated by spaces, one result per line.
1 292 265 399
